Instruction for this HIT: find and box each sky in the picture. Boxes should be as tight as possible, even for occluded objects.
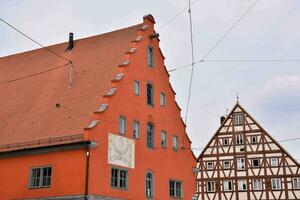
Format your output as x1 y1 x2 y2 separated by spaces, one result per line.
0 0 299 161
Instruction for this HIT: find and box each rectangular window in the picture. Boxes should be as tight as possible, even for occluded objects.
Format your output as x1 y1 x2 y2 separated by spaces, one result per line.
271 178 281 190
253 179 262 190
169 180 182 198
119 116 126 134
134 80 140 95
207 162 214 170
147 83 154 106
111 168 127 190
236 134 244 145
238 179 247 191
132 121 140 139
172 135 178 151
293 178 300 189
29 166 52 188
251 136 257 144
270 158 278 166
223 161 231 169
223 180 233 191
147 46 154 67
237 158 245 170
233 113 243 125
207 181 215 192
223 138 229 146
160 92 166 107
252 159 260 168
161 131 167 148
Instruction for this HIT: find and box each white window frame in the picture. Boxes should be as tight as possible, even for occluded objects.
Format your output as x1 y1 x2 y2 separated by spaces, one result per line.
160 92 166 107
270 158 278 167
223 138 229 146
223 160 231 169
293 177 300 189
160 131 167 148
111 167 128 190
253 179 262 190
250 136 257 144
223 180 233 191
237 158 245 170
238 179 247 191
169 180 182 198
271 178 281 190
132 120 140 139
134 80 140 96
207 181 215 192
172 135 178 151
252 159 260 168
207 162 213 170
233 113 243 125
29 166 52 189
119 116 126 134
236 134 244 145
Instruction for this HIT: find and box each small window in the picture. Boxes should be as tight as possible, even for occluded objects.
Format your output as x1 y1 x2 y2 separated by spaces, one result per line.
133 121 140 139
147 123 154 149
146 172 154 198
223 180 233 191
251 136 257 144
147 83 154 106
134 80 140 95
270 158 278 167
111 168 127 190
223 161 231 169
236 134 244 145
253 179 262 190
119 116 126 134
233 113 243 125
252 159 260 168
238 179 247 191
207 162 213 170
237 158 245 170
172 135 179 151
293 178 300 189
147 46 154 67
223 138 229 146
161 131 167 148
29 166 52 188
169 180 182 198
160 92 166 107
207 181 215 192
271 178 281 190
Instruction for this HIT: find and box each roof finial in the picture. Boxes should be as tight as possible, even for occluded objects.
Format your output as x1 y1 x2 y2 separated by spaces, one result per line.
236 92 239 103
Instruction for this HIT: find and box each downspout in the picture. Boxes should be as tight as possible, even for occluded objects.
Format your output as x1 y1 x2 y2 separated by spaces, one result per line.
84 143 90 200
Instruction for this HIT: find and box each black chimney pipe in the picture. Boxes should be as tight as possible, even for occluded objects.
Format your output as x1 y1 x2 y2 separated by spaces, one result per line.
220 116 226 125
66 32 74 51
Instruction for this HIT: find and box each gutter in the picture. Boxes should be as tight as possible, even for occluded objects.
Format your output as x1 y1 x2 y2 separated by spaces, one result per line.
84 141 97 200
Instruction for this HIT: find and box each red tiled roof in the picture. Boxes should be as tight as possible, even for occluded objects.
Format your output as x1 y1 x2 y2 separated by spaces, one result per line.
0 23 143 151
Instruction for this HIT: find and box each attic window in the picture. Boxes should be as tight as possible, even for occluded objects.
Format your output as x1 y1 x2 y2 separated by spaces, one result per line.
233 113 243 125
147 46 154 67
114 73 124 81
106 88 117 96
87 120 99 129
96 104 108 112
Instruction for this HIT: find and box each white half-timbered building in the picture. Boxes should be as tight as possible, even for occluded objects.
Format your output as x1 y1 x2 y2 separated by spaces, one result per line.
196 102 300 200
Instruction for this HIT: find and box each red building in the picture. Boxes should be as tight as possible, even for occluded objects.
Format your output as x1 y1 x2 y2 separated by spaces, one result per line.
0 15 196 200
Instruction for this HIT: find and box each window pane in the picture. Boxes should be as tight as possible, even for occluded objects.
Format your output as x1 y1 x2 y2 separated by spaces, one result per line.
173 136 178 151
146 172 153 197
147 84 154 105
119 116 126 134
147 46 154 67
161 131 167 147
147 123 154 148
133 121 139 138
160 93 165 106
134 81 140 95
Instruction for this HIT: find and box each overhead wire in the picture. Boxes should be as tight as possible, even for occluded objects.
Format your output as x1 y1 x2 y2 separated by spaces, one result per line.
0 17 71 63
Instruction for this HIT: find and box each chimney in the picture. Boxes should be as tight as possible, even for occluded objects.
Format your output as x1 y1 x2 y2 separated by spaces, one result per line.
220 116 226 125
66 32 74 51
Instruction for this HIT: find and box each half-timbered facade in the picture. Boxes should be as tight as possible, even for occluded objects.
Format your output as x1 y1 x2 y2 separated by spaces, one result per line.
195 102 300 200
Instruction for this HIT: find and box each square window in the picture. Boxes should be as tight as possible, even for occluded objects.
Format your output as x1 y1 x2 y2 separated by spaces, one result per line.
161 131 167 148
207 181 215 192
293 178 300 189
271 178 281 190
253 179 262 190
251 136 257 144
29 166 52 188
270 158 278 167
132 121 139 139
238 180 247 191
223 161 231 169
223 138 229 146
111 168 127 190
160 92 166 107
223 180 233 191
252 159 260 168
207 162 213 170
134 80 140 95
119 116 126 134
172 135 178 151
169 180 182 198
233 113 243 125
237 158 245 170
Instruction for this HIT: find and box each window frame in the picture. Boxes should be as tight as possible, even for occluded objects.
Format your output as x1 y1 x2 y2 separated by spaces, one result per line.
147 45 154 67
111 167 128 190
160 131 167 148
222 138 229 146
134 80 140 96
169 180 182 198
253 179 262 190
270 158 279 167
29 166 52 189
160 92 166 107
119 116 126 134
207 162 214 170
271 178 281 190
223 180 233 191
132 120 140 139
250 136 257 144
252 159 260 168
293 177 300 189
236 134 244 145
238 179 247 191
223 160 231 169
207 181 215 192
145 171 154 198
237 158 245 170
147 122 154 149
146 83 154 106
233 113 243 125
172 135 179 151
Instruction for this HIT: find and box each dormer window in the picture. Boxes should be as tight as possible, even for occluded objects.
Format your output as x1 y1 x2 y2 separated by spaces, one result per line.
147 46 154 67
